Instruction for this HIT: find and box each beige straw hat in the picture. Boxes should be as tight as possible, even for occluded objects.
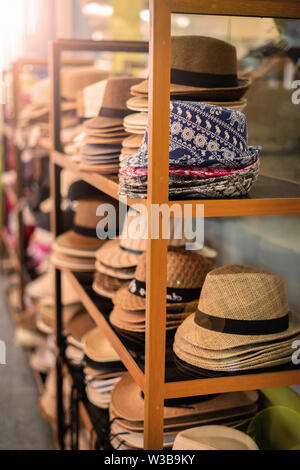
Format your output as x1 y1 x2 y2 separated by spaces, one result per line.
54 196 119 256
95 260 135 280
131 36 251 100
172 425 258 450
123 112 148 129
84 77 142 130
126 96 148 112
82 327 121 363
111 373 258 423
113 249 213 310
51 251 95 272
122 134 144 149
65 310 95 344
175 265 300 351
92 271 125 299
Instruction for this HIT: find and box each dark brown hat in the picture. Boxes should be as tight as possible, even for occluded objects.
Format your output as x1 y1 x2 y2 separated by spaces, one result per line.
131 36 251 101
84 77 142 130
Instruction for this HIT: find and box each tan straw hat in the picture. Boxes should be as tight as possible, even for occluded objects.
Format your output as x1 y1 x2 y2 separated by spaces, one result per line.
92 271 125 299
95 259 135 280
82 327 121 363
83 77 142 130
175 265 300 351
131 36 251 101
113 249 213 310
172 425 258 450
65 310 95 344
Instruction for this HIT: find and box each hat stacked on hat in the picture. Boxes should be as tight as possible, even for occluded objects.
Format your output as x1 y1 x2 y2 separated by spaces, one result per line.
52 195 119 273
109 373 259 450
64 310 96 366
119 100 260 199
82 327 126 409
92 209 147 299
120 35 249 163
110 249 213 344
79 77 142 174
174 265 300 376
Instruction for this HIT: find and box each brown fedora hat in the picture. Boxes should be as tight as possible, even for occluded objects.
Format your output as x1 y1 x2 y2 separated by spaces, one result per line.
131 36 251 100
83 77 142 130
54 196 119 256
92 271 125 299
65 310 96 344
111 373 258 422
174 265 300 359
113 249 213 311
61 67 110 101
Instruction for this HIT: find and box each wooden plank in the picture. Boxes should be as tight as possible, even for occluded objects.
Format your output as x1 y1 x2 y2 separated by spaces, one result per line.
164 370 300 399
64 269 145 391
165 0 300 18
143 0 171 451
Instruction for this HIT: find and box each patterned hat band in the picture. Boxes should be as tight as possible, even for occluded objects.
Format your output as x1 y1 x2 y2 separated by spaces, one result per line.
99 107 133 119
119 245 143 256
129 279 201 304
171 68 238 88
194 309 289 336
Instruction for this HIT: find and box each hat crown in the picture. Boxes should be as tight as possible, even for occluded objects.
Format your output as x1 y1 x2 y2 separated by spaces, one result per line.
99 77 142 113
135 249 213 288
74 196 119 231
198 265 289 321
171 36 237 76
61 67 109 101
126 100 260 170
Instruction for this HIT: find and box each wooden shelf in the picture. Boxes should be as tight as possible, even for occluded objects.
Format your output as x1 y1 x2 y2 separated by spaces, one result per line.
52 151 300 217
64 269 145 391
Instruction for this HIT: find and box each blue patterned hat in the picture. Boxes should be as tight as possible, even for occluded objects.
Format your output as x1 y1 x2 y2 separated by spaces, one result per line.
122 101 261 170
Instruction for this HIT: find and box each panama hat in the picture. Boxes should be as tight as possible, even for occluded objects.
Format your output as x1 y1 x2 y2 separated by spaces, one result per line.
54 196 119 257
111 373 258 423
173 425 258 450
51 251 96 272
113 249 213 311
82 327 121 363
131 36 251 100
95 260 135 280
83 77 142 130
92 271 125 299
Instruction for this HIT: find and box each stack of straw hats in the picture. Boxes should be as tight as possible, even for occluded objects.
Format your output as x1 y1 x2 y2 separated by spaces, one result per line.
110 249 213 344
174 265 300 376
82 327 126 409
52 195 119 273
119 35 249 163
79 77 142 174
109 373 259 450
64 310 96 366
172 425 259 450
119 100 260 199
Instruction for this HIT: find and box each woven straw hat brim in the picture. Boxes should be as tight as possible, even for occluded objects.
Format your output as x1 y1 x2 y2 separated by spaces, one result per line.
96 238 141 269
65 311 95 343
111 373 258 422
82 327 121 363
174 338 294 369
54 232 104 256
51 252 95 272
122 133 144 149
113 283 186 311
123 112 148 127
126 97 148 112
174 343 295 372
131 77 251 100
110 305 188 326
124 127 146 135
84 136 125 145
92 280 115 300
110 422 176 449
176 312 300 350
84 116 124 130
172 425 258 451
95 260 134 280
175 326 298 360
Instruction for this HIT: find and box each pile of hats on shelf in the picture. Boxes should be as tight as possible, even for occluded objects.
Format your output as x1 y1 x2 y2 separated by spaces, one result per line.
173 265 300 377
52 195 119 277
78 77 142 174
119 35 261 199
82 327 126 409
111 248 213 346
109 373 259 450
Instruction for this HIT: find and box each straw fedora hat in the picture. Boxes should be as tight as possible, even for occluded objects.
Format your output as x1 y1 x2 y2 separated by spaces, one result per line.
172 425 258 450
83 77 142 130
111 373 258 423
175 265 300 351
82 327 121 363
131 36 251 100
92 271 125 299
54 196 119 256
95 260 135 280
122 134 144 149
113 249 213 310
65 311 95 344
51 251 95 272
